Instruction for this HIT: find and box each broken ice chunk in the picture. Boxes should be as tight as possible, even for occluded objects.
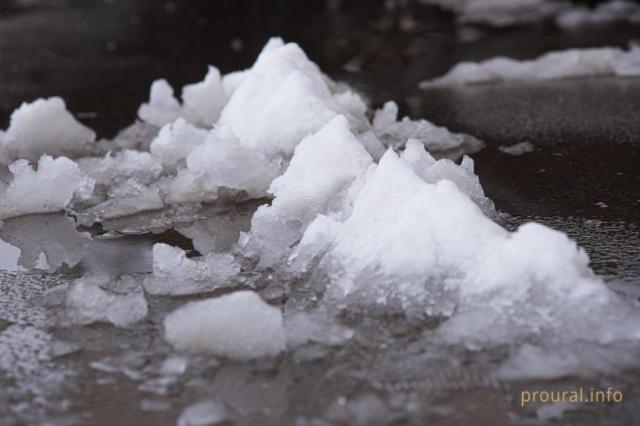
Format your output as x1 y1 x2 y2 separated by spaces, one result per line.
139 67 227 128
372 101 484 158
401 139 494 214
78 150 163 188
65 275 148 327
163 290 286 360
217 37 369 159
498 141 535 156
177 400 227 426
165 128 283 203
176 214 252 255
240 115 374 268
285 310 354 348
144 243 239 296
0 213 91 269
0 155 95 220
181 66 226 127
149 118 208 169
138 80 183 127
2 97 96 162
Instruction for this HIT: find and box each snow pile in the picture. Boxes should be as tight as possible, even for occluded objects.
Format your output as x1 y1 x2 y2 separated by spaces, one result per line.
163 38 370 203
145 243 240 296
164 290 286 360
1 37 482 223
0 155 94 220
420 0 570 27
138 66 226 128
372 101 484 159
420 0 640 28
239 115 374 268
292 148 640 349
149 118 208 169
556 0 640 28
421 47 640 87
1 97 95 163
65 275 148 327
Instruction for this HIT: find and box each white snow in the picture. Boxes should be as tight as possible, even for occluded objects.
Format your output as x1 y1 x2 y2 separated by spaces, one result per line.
294 148 640 349
0 155 94 220
149 118 208 169
372 101 484 158
164 290 286 359
65 275 148 327
498 141 535 156
177 400 227 426
1 97 96 163
239 115 374 268
420 46 640 87
145 243 240 296
138 66 227 128
420 0 570 27
556 0 640 29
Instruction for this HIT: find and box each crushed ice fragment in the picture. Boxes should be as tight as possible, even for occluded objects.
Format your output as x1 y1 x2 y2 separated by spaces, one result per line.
498 141 535 156
0 155 94 220
65 275 148 327
177 400 227 426
145 243 240 296
164 290 286 360
2 97 96 162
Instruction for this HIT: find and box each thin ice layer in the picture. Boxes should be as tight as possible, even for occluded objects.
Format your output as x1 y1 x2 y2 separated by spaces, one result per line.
145 243 240 296
0 155 94 220
420 46 640 87
164 290 286 360
295 149 640 350
1 97 95 163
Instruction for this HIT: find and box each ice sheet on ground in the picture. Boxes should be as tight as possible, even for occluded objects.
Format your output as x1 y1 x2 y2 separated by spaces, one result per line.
164 290 286 359
65 274 148 327
0 155 94 220
420 46 640 87
1 97 95 163
145 243 240 295
0 213 90 269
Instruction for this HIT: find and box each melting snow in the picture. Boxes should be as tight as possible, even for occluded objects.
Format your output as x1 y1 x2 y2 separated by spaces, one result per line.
421 46 640 87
